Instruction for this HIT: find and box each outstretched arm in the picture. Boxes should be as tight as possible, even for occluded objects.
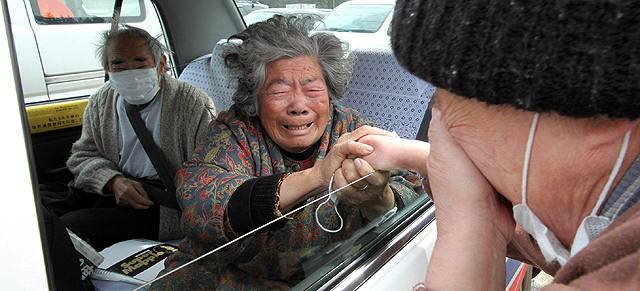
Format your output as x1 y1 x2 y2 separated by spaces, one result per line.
357 134 430 177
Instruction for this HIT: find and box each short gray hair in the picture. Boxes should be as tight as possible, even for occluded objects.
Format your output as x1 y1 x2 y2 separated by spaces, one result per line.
96 24 167 70
226 15 356 116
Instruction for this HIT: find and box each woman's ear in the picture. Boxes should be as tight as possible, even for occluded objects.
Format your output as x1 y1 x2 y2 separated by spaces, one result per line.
157 55 167 77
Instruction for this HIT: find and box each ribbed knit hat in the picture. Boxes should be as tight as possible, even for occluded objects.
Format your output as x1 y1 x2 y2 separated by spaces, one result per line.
391 0 640 119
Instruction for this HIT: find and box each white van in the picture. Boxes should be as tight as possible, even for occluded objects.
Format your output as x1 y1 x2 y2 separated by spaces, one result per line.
8 0 167 105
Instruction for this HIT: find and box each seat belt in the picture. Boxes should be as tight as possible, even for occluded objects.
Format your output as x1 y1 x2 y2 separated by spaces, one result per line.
124 102 178 198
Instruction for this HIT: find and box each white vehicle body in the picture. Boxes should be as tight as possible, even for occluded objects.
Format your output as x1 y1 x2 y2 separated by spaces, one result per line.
8 0 167 104
235 0 269 16
312 0 394 48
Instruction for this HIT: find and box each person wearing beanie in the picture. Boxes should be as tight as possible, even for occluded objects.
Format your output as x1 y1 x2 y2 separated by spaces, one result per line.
352 0 640 289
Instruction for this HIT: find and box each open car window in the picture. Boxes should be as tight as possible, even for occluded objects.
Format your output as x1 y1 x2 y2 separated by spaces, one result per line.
16 0 436 290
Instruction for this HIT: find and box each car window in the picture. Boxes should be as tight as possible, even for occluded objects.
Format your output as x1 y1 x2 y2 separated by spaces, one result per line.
243 9 329 27
315 3 393 33
144 181 429 290
30 0 145 24
243 11 278 25
299 12 325 22
18 1 434 290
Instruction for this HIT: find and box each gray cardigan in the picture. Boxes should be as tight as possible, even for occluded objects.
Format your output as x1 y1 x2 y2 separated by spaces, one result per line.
67 74 216 240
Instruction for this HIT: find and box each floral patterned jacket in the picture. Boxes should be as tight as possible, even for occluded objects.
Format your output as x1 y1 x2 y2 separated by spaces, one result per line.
151 104 423 290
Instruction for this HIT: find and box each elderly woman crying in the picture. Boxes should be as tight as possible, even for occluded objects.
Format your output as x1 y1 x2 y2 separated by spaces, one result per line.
151 15 423 290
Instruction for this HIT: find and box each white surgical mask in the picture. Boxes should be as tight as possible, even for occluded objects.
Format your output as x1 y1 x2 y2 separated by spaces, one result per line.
513 113 630 265
109 67 161 105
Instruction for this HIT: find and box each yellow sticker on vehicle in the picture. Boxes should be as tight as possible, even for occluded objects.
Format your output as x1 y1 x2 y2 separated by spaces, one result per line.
26 99 87 134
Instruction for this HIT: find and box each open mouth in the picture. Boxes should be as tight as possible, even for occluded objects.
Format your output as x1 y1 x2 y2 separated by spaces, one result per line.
283 122 313 130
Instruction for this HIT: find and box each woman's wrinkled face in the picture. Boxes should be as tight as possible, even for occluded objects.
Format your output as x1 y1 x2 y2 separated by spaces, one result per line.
258 56 331 153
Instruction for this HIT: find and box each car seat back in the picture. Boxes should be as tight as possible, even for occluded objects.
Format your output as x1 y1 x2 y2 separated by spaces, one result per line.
341 47 434 139
178 39 240 112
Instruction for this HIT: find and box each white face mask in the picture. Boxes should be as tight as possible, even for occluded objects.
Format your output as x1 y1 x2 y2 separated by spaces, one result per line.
513 113 631 265
109 67 161 105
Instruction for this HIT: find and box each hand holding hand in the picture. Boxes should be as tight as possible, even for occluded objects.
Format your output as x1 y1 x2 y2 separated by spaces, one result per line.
312 126 398 187
358 134 430 177
333 158 394 220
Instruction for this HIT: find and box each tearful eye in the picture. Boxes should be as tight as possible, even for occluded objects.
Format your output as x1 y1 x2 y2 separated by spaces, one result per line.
306 88 325 95
267 88 291 97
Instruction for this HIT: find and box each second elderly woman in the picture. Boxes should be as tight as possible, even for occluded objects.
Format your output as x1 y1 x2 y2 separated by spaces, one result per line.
151 16 423 290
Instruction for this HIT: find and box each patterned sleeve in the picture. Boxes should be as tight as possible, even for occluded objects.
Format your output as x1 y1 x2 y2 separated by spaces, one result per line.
176 111 262 254
389 170 424 208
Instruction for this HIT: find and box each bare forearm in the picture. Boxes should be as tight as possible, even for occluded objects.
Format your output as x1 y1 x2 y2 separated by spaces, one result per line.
396 139 430 177
426 220 507 291
359 136 430 177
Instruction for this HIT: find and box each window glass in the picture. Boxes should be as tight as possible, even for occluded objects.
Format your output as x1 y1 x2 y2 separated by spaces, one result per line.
23 1 433 288
315 4 393 33
148 172 428 289
243 10 330 27
30 0 145 24
243 10 279 26
295 194 431 289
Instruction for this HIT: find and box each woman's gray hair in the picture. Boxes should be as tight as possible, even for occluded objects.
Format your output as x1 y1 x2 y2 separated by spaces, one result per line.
96 24 167 70
226 15 356 116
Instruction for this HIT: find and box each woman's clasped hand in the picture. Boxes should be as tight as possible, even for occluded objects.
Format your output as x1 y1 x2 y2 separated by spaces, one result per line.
320 126 400 220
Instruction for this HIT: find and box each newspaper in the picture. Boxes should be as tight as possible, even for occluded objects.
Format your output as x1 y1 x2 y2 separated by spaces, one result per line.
90 239 180 291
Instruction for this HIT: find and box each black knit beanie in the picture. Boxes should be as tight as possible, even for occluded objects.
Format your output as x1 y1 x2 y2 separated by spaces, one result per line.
391 0 640 119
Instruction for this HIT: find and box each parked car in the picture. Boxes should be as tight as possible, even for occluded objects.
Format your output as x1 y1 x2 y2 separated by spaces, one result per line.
0 0 531 290
243 7 331 26
312 0 394 48
235 0 269 16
